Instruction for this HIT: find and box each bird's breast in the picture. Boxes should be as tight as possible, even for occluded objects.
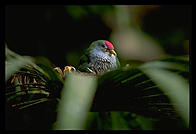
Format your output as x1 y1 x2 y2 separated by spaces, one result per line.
89 52 117 74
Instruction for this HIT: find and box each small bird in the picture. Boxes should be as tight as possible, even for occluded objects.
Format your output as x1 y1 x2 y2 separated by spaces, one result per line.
78 40 120 75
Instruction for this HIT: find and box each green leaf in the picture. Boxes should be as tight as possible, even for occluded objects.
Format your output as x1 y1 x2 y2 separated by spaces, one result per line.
91 57 189 129
141 61 189 72
110 112 130 130
6 45 189 130
54 72 97 130
141 63 189 127
5 46 48 82
37 64 63 82
5 56 34 81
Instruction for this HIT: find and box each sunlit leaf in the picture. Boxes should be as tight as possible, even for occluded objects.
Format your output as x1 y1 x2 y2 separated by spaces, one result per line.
54 72 97 130
5 45 189 130
141 63 189 127
5 56 34 81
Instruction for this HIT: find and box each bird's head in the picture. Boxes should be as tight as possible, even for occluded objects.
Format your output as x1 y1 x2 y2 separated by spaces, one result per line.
89 40 117 57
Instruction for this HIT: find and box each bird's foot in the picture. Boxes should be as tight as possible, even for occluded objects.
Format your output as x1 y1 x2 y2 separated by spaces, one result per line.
54 66 76 80
63 66 76 75
87 67 96 75
54 67 64 78
91 64 99 74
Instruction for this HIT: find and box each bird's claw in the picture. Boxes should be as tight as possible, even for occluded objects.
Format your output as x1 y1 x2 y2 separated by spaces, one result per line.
63 66 76 74
54 66 76 80
91 64 99 74
54 67 64 78
87 67 96 75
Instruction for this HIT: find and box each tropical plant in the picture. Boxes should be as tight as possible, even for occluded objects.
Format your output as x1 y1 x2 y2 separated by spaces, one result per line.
5 45 189 130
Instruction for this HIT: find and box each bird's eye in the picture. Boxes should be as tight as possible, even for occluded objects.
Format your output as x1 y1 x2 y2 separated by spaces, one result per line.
101 44 105 48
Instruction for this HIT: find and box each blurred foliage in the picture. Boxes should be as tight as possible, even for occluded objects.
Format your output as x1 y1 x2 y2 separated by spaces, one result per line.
54 73 97 130
5 45 190 130
65 5 114 20
5 5 191 130
64 5 190 63
6 5 190 66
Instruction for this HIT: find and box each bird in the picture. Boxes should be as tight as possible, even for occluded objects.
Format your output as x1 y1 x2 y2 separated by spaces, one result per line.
78 40 120 75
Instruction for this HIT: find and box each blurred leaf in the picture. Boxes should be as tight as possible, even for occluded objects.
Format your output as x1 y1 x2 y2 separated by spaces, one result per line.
65 6 88 20
6 45 189 130
84 112 98 129
141 64 189 127
5 46 50 82
87 5 114 15
141 61 189 72
37 64 63 82
6 56 32 81
34 56 56 68
5 46 36 81
91 56 189 129
65 5 114 20
110 112 130 130
134 114 154 130
65 52 80 66
54 72 97 130
6 46 63 130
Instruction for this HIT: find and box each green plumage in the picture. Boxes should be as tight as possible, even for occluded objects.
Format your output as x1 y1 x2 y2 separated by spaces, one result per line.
78 53 91 72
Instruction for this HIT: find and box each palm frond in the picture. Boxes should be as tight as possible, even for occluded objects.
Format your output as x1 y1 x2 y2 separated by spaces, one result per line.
5 45 189 130
90 56 189 129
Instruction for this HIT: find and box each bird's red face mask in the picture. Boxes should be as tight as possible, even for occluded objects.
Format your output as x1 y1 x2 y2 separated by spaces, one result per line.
105 41 117 56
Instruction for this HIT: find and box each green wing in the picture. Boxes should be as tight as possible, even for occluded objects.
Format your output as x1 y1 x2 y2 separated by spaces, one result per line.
78 43 97 73
78 52 91 72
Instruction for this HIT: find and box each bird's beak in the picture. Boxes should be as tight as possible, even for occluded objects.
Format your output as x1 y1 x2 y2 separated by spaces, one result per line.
109 49 117 56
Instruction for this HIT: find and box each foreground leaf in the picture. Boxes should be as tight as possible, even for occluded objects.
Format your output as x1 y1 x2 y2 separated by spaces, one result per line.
54 72 97 130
